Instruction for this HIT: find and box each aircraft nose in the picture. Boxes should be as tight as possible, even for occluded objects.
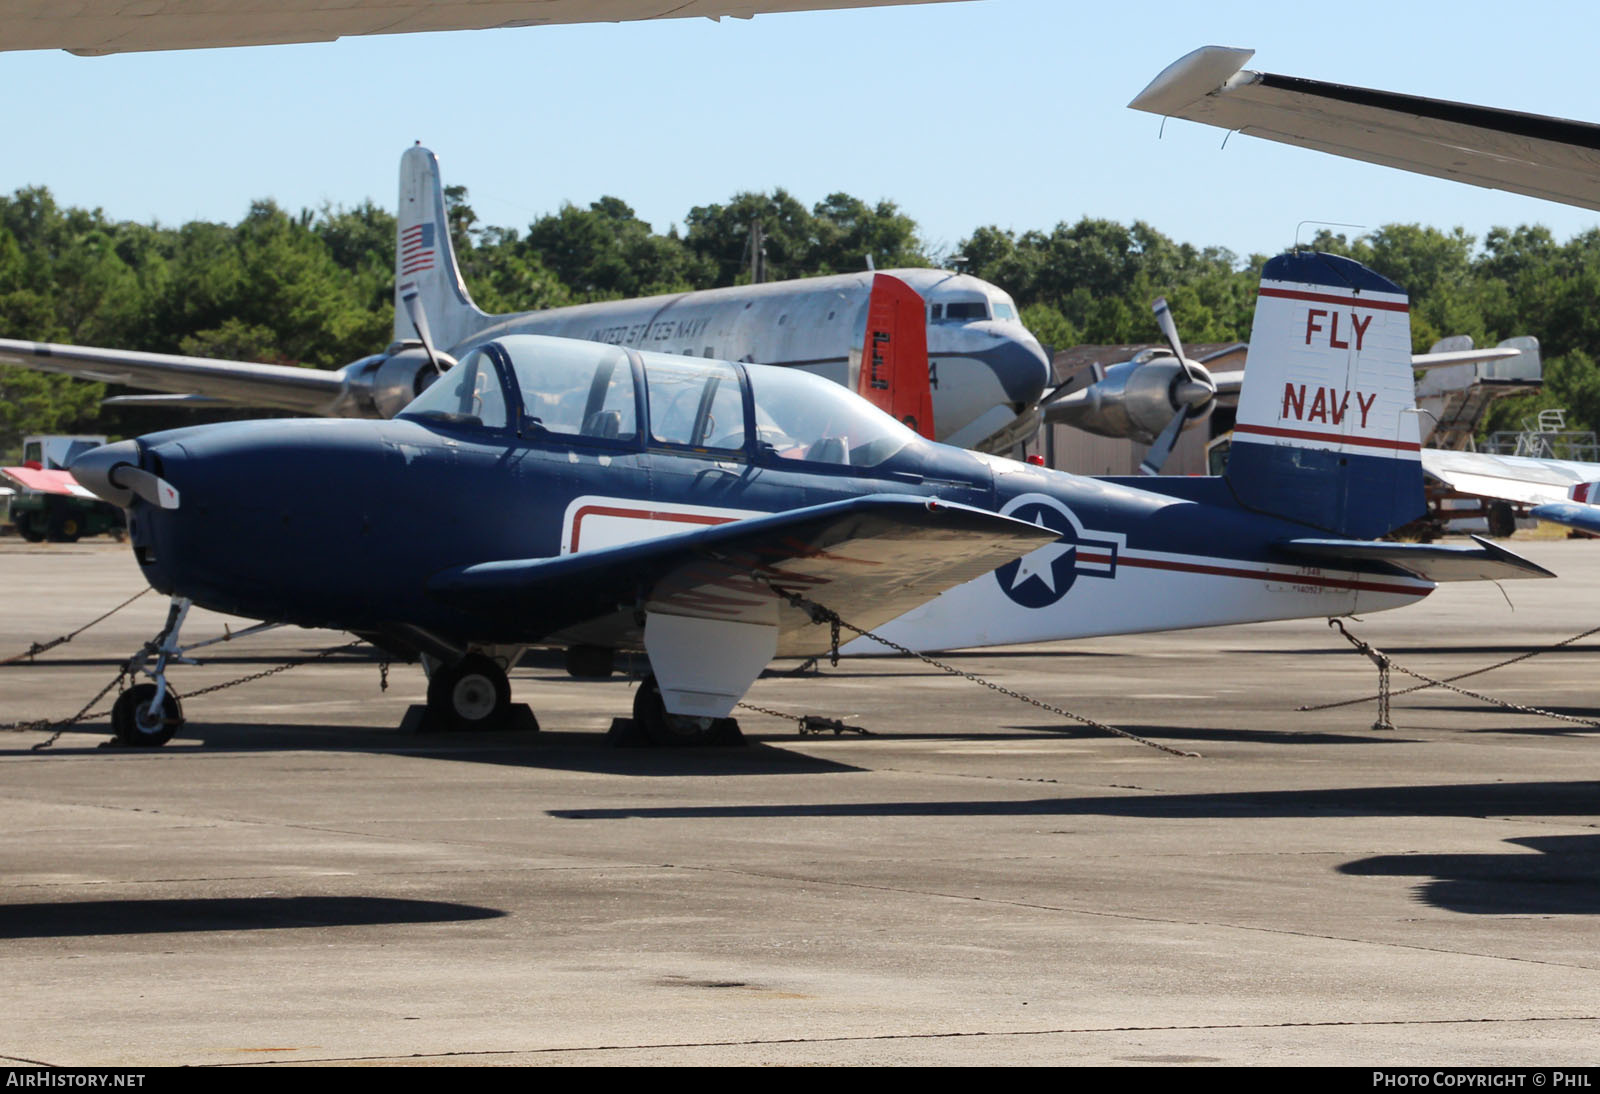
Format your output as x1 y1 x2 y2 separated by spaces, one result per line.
69 440 142 507
992 332 1052 406
69 440 180 510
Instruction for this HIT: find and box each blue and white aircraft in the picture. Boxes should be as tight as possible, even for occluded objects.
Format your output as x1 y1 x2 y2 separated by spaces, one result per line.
69 251 1550 747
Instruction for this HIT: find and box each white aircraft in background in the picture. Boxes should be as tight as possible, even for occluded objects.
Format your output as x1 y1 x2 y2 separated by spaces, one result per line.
0 146 1052 454
1128 46 1600 516
0 1 953 56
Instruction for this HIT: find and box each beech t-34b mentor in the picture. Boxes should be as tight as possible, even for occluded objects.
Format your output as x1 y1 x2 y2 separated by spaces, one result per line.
68 251 1549 748
0 145 1051 455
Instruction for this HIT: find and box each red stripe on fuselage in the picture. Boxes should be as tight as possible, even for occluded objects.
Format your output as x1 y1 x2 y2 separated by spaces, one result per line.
1116 553 1429 596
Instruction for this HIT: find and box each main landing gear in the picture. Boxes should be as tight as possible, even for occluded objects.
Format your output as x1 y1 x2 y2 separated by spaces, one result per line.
631 673 741 747
425 653 512 731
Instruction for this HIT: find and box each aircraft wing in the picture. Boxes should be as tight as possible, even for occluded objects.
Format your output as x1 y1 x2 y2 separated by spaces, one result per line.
1130 46 1600 211
426 494 1058 656
5 1 953 56
1420 449 1600 508
0 339 353 417
1281 536 1553 583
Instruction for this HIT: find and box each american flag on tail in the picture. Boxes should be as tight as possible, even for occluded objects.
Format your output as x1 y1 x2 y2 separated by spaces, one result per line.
400 222 436 277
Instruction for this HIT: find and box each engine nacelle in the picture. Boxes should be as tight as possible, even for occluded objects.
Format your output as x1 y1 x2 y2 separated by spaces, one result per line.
336 343 455 419
1045 355 1215 444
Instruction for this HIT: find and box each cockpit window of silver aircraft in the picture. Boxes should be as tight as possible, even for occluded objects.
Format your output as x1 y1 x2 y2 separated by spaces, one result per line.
746 364 918 469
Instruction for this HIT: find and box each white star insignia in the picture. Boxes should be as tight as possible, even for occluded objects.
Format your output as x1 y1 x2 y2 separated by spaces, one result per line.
1008 515 1072 594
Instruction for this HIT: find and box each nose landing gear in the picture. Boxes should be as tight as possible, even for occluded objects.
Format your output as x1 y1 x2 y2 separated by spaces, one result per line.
112 597 193 747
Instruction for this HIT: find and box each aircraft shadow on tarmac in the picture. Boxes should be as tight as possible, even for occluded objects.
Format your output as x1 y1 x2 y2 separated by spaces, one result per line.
0 896 505 939
7 721 868 777
551 780 1600 916
1341 834 1600 915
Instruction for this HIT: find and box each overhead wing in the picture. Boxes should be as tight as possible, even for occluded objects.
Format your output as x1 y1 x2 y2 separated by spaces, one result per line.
1130 46 1600 211
1420 449 1600 508
426 494 1059 656
1281 536 1552 583
5 1 953 56
0 339 353 417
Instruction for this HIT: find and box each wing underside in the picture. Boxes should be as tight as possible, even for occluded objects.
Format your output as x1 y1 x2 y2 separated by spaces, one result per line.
425 494 1059 656
1130 46 1600 211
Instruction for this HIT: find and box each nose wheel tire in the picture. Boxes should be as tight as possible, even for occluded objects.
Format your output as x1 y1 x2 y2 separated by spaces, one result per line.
631 674 739 747
426 654 512 730
111 684 183 747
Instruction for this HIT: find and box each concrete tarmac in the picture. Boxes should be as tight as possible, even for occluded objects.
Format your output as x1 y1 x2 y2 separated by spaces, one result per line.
1 537 1597 1066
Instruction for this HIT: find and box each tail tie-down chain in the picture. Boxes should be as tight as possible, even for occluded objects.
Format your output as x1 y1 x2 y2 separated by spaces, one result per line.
1316 618 1600 731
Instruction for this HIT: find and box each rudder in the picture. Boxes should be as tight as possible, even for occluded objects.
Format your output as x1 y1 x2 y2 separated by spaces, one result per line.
1225 251 1424 539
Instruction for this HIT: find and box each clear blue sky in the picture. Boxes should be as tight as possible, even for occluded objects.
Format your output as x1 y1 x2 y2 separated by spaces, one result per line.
6 0 1598 263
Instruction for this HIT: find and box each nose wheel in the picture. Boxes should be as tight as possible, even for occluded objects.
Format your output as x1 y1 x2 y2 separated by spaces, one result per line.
111 683 183 747
426 654 512 731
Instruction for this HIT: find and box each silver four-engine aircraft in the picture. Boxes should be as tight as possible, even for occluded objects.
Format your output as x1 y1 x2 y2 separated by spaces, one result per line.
68 249 1549 748
0 146 1052 455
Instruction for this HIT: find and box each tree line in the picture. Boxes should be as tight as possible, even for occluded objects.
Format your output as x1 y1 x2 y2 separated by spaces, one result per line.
4 179 1599 455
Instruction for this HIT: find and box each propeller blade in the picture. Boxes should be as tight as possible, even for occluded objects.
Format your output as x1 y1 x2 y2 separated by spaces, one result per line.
1139 405 1190 476
399 281 444 376
1152 297 1185 363
114 466 180 510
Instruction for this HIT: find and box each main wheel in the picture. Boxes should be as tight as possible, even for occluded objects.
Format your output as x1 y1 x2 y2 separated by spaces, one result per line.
111 683 183 747
13 513 45 543
1487 501 1516 539
426 654 511 730
631 674 737 747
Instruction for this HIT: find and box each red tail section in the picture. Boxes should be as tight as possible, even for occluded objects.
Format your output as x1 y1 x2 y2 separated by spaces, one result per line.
858 274 936 440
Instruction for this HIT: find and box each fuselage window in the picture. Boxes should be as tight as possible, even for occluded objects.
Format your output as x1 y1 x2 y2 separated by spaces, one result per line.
399 346 510 430
992 300 1017 320
643 355 748 453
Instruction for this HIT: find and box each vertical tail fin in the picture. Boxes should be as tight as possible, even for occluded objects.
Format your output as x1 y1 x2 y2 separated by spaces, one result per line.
395 144 488 352
855 273 936 439
1225 251 1424 539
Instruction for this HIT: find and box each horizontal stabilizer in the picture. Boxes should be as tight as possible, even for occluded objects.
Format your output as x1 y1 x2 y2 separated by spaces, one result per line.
1530 502 1600 536
1281 536 1553 582
427 495 1059 656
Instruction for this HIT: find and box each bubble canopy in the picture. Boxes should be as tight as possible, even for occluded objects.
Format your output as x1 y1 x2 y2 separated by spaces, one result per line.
400 335 925 470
